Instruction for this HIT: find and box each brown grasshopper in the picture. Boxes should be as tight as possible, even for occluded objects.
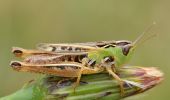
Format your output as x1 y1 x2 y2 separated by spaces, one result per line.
10 22 157 95
10 39 143 96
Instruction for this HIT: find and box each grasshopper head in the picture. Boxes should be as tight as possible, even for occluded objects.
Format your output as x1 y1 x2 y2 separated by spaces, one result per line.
114 23 157 66
110 40 135 66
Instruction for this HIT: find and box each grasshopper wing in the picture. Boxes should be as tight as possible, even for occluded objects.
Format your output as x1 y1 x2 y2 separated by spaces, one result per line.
12 46 89 58
37 41 116 53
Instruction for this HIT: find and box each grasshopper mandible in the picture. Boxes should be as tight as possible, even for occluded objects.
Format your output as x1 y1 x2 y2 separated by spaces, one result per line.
10 24 156 96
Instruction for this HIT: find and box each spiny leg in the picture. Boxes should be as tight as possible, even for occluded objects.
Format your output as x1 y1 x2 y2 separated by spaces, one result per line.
102 56 125 96
10 60 92 93
73 57 90 93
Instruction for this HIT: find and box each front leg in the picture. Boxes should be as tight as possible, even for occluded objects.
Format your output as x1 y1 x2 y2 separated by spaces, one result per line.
102 56 125 96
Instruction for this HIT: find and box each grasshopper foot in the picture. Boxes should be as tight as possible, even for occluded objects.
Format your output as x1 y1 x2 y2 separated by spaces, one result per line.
72 81 79 94
119 80 125 97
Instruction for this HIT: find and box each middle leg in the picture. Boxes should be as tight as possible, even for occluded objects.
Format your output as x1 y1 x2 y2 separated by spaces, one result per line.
101 56 125 96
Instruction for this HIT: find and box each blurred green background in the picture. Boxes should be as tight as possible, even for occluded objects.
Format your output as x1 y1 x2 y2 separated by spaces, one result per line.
0 0 169 99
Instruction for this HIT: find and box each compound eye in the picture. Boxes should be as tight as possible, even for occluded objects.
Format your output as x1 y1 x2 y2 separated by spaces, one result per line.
122 45 132 56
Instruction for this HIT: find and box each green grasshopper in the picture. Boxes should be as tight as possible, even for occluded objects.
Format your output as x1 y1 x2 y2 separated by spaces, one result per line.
10 25 156 96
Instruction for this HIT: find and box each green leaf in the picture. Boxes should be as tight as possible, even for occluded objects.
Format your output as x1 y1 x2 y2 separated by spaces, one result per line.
0 66 163 100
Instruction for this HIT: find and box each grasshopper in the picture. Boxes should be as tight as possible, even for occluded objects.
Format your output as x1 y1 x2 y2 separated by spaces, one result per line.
10 24 156 96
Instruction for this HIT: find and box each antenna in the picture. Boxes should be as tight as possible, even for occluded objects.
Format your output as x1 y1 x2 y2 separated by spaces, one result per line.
133 22 157 48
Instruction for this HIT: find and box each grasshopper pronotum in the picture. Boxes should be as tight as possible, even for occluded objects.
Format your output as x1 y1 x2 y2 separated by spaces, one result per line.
10 24 156 96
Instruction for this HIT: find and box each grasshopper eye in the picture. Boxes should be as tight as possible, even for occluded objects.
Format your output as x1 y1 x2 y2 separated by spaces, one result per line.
122 45 132 56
